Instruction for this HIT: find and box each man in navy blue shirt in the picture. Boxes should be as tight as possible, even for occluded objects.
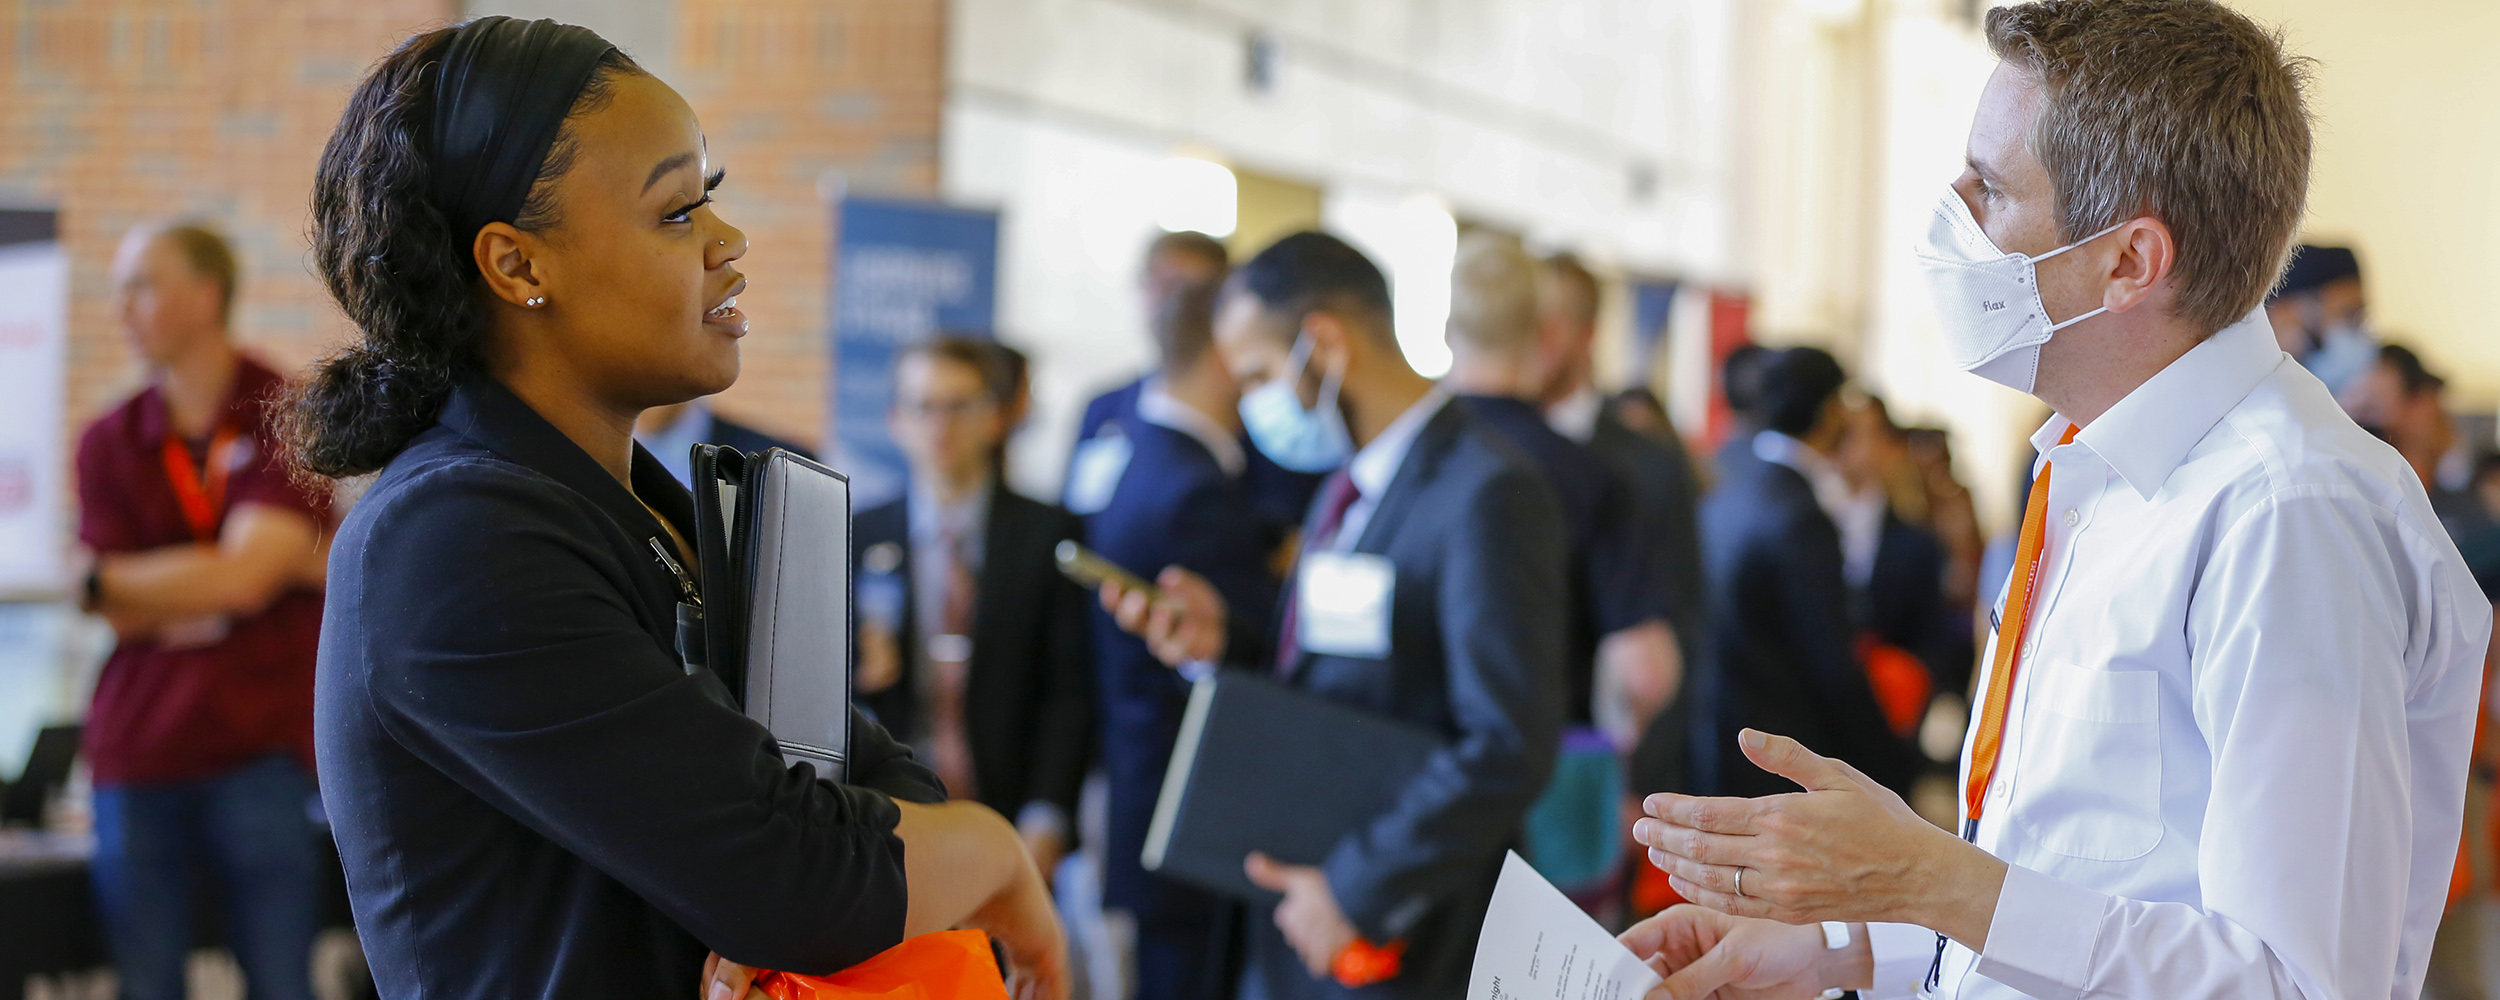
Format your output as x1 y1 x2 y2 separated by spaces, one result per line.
1068 237 1303 1000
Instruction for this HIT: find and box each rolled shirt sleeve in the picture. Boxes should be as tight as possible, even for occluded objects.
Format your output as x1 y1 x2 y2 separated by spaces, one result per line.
1865 921 1944 1000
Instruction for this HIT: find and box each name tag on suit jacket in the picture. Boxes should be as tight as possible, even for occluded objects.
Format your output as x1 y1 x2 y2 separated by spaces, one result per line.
1297 551 1395 659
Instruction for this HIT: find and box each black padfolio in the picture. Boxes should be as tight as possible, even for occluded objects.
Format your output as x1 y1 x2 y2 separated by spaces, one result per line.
688 444 855 782
1141 668 1440 903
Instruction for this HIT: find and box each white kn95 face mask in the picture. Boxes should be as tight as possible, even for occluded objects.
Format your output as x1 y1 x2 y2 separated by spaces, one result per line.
1911 185 2126 394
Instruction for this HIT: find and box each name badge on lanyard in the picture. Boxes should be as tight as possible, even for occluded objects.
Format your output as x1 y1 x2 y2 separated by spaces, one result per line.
1295 551 1395 658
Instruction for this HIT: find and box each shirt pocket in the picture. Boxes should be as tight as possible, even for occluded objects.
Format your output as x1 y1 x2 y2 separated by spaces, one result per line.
2010 661 2163 862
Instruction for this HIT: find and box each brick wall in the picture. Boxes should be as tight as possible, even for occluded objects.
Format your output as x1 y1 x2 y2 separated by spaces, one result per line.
669 0 945 448
0 0 458 439
1 0 943 478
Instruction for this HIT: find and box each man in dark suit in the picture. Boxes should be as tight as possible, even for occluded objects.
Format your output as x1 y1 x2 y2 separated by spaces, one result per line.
852 337 1094 879
1531 254 1705 803
1107 232 1568 1000
1692 347 1915 800
1077 274 1298 1000
631 396 812 488
1440 235 1670 896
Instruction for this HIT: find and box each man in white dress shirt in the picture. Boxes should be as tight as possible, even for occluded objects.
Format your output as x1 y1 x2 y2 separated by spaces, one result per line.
1622 2 2492 999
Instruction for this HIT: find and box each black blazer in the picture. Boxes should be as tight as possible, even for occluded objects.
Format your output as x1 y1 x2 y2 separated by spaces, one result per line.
1855 511 1968 699
1586 410 1707 796
317 380 944 1000
1692 451 1916 799
852 490 1094 826
1245 402 1569 1000
1455 395 1661 726
1589 409 1701 645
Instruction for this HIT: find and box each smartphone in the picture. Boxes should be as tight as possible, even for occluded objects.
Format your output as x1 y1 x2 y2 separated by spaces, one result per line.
1055 540 1163 603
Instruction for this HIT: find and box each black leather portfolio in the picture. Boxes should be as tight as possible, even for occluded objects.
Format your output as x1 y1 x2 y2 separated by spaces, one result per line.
688 444 853 782
1141 669 1440 902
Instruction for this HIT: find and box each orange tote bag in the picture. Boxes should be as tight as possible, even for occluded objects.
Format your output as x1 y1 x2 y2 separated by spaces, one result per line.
754 930 1008 1000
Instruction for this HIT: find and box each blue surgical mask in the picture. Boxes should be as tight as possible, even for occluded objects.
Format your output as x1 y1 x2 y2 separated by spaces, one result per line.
1239 334 1351 473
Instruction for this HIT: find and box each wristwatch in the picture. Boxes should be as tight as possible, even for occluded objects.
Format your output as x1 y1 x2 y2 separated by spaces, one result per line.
1815 922 1852 1000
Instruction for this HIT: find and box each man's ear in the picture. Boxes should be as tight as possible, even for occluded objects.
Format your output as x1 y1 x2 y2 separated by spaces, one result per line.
1301 309 1356 377
472 223 545 309
2104 217 2177 315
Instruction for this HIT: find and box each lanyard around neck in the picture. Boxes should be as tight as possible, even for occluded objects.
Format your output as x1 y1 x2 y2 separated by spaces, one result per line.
161 424 241 542
1965 422 2080 823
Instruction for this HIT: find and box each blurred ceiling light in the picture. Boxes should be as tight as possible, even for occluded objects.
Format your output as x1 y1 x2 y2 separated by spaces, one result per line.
1323 188 1458 378
1389 194 1458 379
1150 157 1238 238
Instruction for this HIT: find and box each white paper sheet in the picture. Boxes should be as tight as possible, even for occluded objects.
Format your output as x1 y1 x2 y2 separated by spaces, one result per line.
1468 852 1663 1000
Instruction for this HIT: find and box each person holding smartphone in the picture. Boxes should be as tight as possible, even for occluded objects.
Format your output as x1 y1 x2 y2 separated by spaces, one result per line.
294 18 1064 1000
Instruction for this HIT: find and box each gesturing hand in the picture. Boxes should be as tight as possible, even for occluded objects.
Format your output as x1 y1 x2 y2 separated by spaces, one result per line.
1631 729 2006 948
1618 906 1846 1000
1244 852 1359 979
1101 567 1228 667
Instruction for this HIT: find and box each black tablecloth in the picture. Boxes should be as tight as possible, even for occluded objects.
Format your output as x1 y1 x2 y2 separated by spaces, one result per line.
0 830 360 1000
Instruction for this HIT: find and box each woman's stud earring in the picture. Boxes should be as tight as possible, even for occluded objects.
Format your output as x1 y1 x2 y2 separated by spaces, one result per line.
525 296 546 307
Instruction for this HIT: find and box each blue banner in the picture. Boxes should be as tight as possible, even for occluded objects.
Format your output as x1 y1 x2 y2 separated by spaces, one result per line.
828 196 1000 507
1630 280 1677 380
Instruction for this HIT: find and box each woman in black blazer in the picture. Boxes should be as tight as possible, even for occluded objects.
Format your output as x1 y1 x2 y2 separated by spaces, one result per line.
289 18 1063 1000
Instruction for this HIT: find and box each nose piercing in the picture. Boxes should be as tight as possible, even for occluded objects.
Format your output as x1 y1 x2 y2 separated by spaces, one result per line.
718 240 727 246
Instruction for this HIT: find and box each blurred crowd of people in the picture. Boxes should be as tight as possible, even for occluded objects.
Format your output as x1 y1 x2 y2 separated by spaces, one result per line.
51 221 2500 1000
731 222 2056 999
38 4 2500 998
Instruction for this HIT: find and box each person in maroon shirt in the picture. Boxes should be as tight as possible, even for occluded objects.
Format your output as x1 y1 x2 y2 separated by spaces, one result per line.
73 222 330 1000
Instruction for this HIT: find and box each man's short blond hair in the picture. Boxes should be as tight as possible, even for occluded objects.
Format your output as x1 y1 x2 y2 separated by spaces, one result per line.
1987 0 2312 333
1446 231 1538 351
146 222 241 325
1535 252 1600 329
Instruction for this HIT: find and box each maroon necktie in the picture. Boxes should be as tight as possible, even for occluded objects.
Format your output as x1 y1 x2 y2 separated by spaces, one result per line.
927 528 980 801
1274 470 1362 674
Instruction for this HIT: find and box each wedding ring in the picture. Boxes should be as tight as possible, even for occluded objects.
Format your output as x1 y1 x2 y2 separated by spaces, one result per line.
1734 866 1747 898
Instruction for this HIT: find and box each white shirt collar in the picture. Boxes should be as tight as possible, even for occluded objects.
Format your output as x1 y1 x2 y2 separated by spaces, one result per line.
1545 384 1604 444
1135 377 1247 478
1755 430 1855 516
908 478 992 548
2037 307 2285 499
1348 388 1452 500
1754 429 1834 479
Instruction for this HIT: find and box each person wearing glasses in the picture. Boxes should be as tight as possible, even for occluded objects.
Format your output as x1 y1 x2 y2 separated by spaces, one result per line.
853 337 1095 885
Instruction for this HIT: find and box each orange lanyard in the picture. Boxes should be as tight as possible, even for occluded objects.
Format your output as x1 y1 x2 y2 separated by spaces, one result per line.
1965 423 2079 823
161 424 241 542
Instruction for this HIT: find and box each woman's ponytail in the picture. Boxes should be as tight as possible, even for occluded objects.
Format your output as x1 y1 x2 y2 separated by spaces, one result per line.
283 27 480 478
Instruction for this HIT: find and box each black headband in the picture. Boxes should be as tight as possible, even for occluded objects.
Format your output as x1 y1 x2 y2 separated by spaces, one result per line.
427 16 617 243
